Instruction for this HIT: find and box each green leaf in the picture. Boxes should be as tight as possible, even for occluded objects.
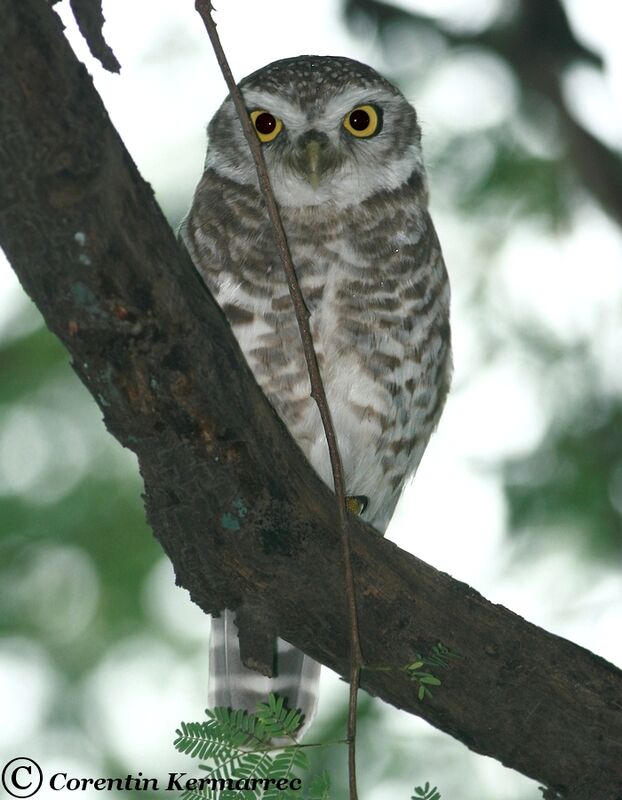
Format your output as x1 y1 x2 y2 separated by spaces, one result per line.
176 694 317 799
292 748 308 771
307 770 331 800
419 675 441 686
412 782 442 800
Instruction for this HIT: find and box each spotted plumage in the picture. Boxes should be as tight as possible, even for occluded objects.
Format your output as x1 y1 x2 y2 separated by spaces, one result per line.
180 55 451 738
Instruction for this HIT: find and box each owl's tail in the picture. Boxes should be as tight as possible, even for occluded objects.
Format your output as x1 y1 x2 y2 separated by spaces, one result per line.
208 610 321 740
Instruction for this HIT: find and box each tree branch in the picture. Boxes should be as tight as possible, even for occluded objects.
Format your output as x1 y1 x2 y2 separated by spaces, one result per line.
69 0 121 73
1 2 621 798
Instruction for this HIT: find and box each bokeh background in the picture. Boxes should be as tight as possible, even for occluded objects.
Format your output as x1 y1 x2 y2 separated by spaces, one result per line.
1 0 621 798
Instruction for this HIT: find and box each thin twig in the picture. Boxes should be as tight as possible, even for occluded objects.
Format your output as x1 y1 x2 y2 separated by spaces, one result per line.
194 3 362 798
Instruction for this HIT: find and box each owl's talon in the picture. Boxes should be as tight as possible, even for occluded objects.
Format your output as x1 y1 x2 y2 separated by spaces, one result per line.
346 495 369 515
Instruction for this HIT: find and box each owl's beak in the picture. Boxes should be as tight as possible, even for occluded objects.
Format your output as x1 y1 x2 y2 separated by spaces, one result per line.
305 140 322 190
297 130 330 190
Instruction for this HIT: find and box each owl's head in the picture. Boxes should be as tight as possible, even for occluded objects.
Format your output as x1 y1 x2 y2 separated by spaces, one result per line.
205 56 425 209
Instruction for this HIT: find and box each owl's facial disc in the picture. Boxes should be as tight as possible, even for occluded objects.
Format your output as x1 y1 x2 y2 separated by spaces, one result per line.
207 80 424 208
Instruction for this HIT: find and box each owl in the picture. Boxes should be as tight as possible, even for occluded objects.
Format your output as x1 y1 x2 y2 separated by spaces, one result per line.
180 55 451 739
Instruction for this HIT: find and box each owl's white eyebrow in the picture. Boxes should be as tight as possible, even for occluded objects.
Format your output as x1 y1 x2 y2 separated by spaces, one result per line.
322 87 397 121
240 86 398 132
241 90 306 127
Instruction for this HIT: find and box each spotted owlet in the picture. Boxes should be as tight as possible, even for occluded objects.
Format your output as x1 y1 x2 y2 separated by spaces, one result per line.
180 55 451 738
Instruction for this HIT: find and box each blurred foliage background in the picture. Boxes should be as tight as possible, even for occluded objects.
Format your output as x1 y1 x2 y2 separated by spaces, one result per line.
1 1 621 798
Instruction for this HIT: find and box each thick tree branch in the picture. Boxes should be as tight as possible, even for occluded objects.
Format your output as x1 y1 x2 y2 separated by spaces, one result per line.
1 2 621 799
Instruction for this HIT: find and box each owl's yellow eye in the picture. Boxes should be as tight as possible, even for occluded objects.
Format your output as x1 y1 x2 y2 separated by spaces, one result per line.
250 110 283 142
343 104 381 138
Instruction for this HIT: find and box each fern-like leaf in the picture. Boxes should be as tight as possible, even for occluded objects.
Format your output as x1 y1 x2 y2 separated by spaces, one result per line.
412 781 441 800
176 695 327 799
271 747 308 779
204 707 270 750
174 720 238 764
255 693 303 738
307 770 331 800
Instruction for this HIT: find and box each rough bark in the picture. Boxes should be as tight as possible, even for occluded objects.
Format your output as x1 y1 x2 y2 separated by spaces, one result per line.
69 0 121 73
0 2 621 798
